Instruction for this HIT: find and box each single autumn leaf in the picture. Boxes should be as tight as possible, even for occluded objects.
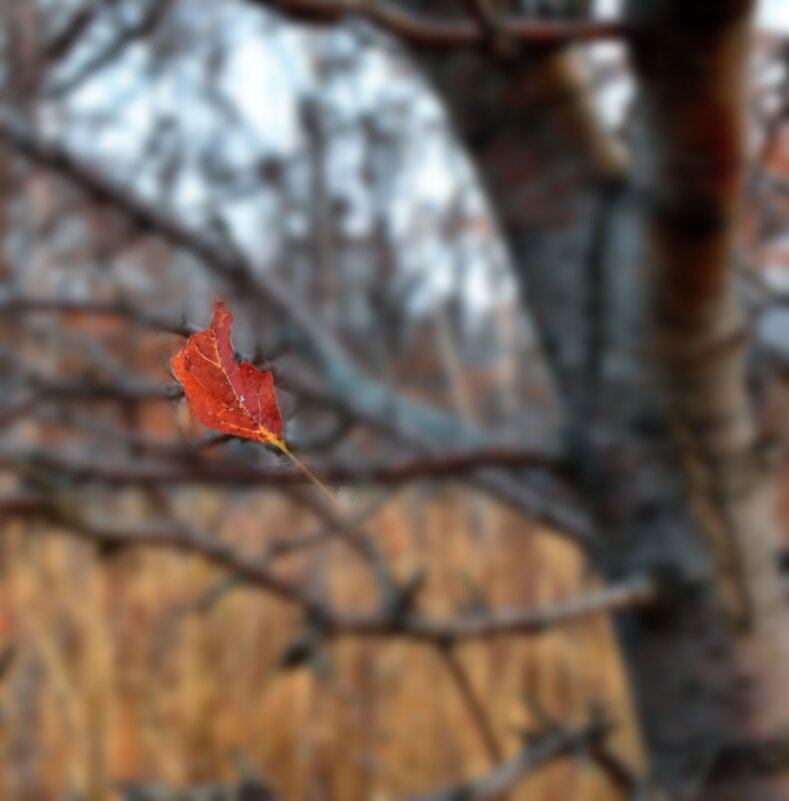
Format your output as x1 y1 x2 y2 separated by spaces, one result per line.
171 300 284 446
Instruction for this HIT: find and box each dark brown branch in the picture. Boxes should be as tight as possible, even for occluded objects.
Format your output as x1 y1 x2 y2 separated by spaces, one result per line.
0 443 591 544
0 104 348 382
0 108 552 452
26 378 182 403
43 4 105 64
113 716 615 801
708 728 789 780
0 445 567 490
0 491 47 517
0 110 593 543
0 292 198 338
0 492 658 644
588 741 645 795
188 492 396 614
0 392 43 429
46 0 174 97
0 292 570 464
405 717 613 801
246 0 632 50
438 647 504 764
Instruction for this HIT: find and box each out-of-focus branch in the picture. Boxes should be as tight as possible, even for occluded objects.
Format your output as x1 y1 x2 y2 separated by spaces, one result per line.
0 491 45 517
0 445 565 487
0 491 658 643
188 492 396 614
0 392 43 429
112 715 619 801
0 106 549 451
0 293 571 472
43 4 106 64
46 0 174 97
0 436 591 541
0 292 197 337
0 112 594 541
0 439 589 539
245 0 632 50
405 716 614 801
0 111 335 376
438 647 504 763
0 295 592 540
12 378 181 404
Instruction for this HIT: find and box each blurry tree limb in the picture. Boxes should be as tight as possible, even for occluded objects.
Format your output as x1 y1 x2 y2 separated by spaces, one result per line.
244 0 632 50
0 107 596 545
45 0 174 97
0 292 198 338
438 647 504 763
43 4 106 64
111 716 617 801
0 444 567 486
405 716 614 801
0 442 590 545
187 491 397 615
7 449 589 544
0 105 564 459
0 490 656 643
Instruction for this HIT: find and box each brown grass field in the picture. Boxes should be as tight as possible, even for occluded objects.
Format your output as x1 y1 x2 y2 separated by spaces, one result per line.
0 488 638 801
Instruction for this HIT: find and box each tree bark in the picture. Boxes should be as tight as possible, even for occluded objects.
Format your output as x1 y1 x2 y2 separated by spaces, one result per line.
408 2 789 798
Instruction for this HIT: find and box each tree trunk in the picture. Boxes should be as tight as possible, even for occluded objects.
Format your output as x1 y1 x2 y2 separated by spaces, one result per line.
409 2 789 797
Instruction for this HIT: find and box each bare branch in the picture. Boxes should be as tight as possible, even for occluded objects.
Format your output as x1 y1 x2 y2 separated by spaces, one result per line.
0 292 198 338
46 0 174 97
0 106 555 453
188 491 396 614
405 717 613 801
0 445 565 487
0 492 658 644
0 287 592 541
438 647 504 763
245 0 632 50
43 3 107 64
112 716 617 801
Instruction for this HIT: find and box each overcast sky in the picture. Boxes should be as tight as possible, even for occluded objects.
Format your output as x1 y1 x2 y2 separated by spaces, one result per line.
49 1 789 318
760 0 789 30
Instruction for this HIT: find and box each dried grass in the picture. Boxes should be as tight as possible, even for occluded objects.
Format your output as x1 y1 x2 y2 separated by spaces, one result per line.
0 488 638 801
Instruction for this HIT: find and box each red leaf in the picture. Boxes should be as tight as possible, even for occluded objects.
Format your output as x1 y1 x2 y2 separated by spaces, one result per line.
171 301 284 446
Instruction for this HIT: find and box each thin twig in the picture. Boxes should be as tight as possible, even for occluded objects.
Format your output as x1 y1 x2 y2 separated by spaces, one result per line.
439 647 504 763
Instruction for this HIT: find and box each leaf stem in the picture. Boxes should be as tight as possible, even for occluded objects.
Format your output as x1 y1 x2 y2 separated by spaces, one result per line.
276 440 346 512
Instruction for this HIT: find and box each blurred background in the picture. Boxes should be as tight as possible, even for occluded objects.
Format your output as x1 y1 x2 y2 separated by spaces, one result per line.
1 1 789 800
